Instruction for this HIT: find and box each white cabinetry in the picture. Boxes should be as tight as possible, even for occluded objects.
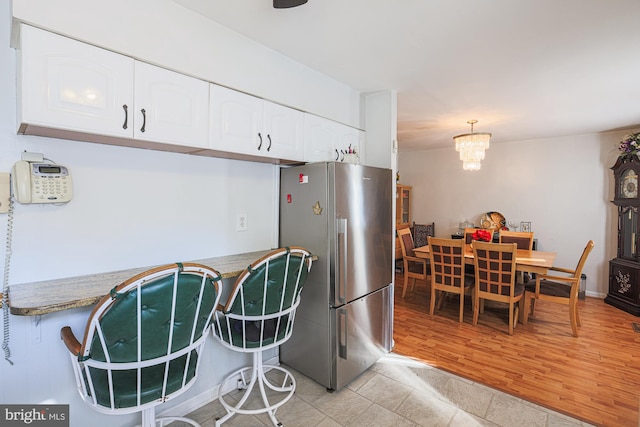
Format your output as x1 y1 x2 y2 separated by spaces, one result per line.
336 123 364 163
263 101 304 161
210 84 303 161
18 24 133 138
303 114 364 164
18 24 209 150
16 24 361 165
303 114 337 162
133 62 208 148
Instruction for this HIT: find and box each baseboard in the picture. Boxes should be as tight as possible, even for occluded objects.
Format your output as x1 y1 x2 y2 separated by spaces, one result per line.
585 291 606 299
156 386 218 420
157 355 281 418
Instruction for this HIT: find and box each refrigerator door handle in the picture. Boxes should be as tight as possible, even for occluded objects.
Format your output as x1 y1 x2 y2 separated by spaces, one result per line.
338 308 348 359
337 218 348 304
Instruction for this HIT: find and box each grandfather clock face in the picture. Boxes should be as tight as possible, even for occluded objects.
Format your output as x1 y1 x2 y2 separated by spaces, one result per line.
621 169 638 199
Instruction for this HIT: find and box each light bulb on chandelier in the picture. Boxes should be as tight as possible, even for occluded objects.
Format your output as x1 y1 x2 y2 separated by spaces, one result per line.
453 120 491 171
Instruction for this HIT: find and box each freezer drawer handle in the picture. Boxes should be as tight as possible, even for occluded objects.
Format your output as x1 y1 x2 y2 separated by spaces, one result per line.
337 218 348 304
338 308 348 359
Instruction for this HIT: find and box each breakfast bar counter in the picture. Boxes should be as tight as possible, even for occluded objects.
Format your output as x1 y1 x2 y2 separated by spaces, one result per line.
7 249 275 316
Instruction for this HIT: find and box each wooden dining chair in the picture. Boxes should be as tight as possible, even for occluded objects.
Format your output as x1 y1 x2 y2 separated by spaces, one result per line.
499 230 534 250
472 241 523 335
464 227 496 244
499 230 535 284
522 240 595 337
428 237 475 322
463 227 476 244
411 221 435 248
463 228 495 276
398 227 429 298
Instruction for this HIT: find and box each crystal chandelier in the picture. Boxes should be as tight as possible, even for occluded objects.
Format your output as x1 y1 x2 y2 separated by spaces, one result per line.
453 120 491 171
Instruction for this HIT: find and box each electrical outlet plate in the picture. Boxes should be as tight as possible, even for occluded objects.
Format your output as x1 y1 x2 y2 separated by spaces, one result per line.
0 173 10 214
236 213 248 231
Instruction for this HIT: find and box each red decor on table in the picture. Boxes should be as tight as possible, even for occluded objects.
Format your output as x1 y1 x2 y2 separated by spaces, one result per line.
472 229 492 242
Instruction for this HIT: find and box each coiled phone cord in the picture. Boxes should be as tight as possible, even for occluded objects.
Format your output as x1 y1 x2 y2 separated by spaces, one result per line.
2 196 14 365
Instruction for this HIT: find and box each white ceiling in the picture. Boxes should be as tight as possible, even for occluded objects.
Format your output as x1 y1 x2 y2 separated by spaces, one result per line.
173 0 640 151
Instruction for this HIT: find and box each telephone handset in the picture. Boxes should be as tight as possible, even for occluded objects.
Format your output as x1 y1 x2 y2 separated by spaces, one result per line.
11 161 73 204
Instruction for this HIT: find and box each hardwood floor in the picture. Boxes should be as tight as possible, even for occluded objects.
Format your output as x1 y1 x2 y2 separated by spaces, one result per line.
392 274 640 427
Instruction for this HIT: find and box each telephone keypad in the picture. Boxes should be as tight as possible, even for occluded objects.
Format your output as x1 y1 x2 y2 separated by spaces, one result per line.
31 165 72 202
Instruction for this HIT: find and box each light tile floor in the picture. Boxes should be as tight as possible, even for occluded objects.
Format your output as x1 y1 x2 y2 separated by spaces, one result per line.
181 353 595 427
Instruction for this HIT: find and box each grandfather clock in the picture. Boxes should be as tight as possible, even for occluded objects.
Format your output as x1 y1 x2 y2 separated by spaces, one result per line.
606 154 640 315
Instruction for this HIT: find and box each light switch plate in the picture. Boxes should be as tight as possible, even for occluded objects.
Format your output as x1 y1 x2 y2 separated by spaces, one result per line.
0 173 10 214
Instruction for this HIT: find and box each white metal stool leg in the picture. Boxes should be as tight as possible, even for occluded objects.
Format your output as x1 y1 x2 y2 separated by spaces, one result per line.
216 352 296 427
137 407 201 427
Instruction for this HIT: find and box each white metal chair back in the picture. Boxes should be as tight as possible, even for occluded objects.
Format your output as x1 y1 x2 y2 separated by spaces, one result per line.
211 246 313 427
212 246 312 353
61 263 222 427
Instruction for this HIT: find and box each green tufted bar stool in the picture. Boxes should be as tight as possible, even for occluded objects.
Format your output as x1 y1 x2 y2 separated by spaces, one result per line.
60 262 223 427
211 247 313 427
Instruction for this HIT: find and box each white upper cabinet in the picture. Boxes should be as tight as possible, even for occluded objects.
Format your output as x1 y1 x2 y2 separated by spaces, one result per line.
18 24 134 138
18 24 209 149
16 24 359 164
303 114 339 162
262 100 304 161
210 84 303 161
303 113 364 164
335 124 364 163
133 62 209 148
209 84 262 156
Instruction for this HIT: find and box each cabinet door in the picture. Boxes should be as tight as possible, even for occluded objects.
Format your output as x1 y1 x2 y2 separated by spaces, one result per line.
303 114 338 162
263 101 304 161
607 259 640 315
209 84 262 155
335 124 364 163
19 24 133 137
395 185 411 227
133 62 209 148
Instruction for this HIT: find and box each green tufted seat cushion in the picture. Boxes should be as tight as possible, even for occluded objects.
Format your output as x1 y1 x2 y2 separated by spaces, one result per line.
216 252 308 349
86 272 218 409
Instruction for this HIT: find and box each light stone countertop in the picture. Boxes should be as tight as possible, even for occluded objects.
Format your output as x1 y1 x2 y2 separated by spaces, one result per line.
7 249 274 316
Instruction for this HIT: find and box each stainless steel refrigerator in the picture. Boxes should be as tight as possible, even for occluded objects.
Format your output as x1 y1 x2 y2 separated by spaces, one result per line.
279 162 393 391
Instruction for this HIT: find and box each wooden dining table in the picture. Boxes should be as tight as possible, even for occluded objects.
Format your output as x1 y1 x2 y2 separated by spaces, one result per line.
413 244 557 275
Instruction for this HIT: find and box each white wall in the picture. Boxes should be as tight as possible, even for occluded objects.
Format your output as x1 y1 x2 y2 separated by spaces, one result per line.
398 131 629 298
0 1 371 426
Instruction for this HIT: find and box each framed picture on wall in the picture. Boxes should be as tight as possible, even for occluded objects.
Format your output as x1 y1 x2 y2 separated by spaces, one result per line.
520 222 531 232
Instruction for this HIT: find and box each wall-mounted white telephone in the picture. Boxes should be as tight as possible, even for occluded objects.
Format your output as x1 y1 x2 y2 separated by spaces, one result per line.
11 161 73 204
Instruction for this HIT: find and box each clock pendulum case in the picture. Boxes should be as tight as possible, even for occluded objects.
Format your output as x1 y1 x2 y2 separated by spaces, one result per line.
606 154 640 315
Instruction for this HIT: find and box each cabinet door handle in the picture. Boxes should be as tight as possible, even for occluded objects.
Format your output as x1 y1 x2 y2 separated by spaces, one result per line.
267 134 272 152
122 105 128 130
140 109 146 133
257 132 263 150
335 149 340 161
